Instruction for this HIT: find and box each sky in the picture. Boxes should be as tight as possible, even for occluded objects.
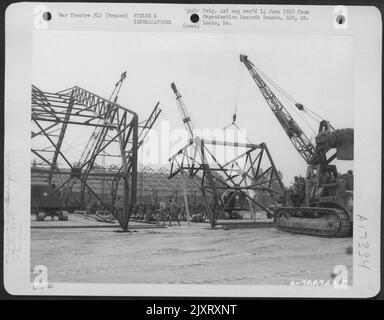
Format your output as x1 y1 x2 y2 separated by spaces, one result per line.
32 31 354 184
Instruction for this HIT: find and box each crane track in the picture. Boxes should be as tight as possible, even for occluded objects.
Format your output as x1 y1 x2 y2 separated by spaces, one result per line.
275 207 352 238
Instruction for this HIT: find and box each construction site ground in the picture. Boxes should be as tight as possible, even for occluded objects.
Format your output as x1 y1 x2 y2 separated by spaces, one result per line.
31 213 353 285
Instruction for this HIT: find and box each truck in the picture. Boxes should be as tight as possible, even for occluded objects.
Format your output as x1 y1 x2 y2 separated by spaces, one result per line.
31 182 68 221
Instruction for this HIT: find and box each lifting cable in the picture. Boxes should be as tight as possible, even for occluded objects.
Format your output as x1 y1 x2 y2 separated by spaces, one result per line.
253 64 320 136
225 60 246 129
227 62 317 139
79 71 127 166
223 118 254 145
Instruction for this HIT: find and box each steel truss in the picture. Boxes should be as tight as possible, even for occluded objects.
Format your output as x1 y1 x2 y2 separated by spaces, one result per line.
31 85 161 231
169 137 284 228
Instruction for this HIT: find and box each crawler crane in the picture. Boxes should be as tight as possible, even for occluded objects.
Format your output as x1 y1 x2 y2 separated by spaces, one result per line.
240 54 354 237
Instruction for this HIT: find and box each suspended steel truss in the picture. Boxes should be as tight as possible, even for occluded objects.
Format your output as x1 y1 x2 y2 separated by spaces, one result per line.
31 84 161 231
169 137 284 228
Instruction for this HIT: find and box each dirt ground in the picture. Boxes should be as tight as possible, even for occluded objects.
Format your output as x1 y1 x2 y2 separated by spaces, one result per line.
31 215 352 285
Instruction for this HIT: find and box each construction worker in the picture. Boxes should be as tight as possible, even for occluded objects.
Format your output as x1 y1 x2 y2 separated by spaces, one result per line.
138 201 145 220
291 176 305 205
180 202 186 221
293 176 305 191
146 204 153 222
157 201 167 225
168 198 180 226
346 170 354 190
86 202 92 216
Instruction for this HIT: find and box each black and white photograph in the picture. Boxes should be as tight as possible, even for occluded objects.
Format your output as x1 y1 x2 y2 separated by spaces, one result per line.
3 2 382 299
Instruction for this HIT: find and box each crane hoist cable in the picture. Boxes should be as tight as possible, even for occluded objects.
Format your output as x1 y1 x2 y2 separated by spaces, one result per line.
252 64 319 136
254 64 328 123
227 59 317 141
229 59 246 126
227 58 321 141
78 71 128 166
223 117 254 145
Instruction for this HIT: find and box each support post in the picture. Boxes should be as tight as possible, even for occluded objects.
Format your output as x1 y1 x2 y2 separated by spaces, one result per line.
181 173 191 226
122 114 138 231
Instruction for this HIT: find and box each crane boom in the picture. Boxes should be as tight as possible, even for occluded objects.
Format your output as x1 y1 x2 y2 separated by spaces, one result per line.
239 54 354 238
171 82 194 138
239 54 316 163
79 71 127 165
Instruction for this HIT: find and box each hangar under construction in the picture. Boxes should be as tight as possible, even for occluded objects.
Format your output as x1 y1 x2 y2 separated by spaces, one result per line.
31 54 354 238
31 73 161 230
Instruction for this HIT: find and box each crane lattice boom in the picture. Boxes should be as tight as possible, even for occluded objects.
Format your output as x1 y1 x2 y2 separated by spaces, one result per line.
171 82 194 138
240 54 316 163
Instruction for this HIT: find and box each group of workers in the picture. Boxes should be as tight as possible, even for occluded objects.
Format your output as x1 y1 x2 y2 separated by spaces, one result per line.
132 198 186 226
156 199 181 226
134 200 207 225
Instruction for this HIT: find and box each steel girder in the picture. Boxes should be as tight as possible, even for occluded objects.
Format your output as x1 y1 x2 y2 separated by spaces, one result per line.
169 137 284 228
31 85 161 231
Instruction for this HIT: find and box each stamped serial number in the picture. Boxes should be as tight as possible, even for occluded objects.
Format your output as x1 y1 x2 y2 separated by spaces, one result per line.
290 279 331 286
